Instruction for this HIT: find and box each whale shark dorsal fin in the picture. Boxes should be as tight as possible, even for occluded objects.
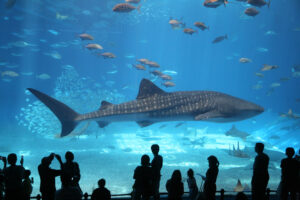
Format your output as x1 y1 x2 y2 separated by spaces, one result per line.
99 101 113 110
137 79 166 99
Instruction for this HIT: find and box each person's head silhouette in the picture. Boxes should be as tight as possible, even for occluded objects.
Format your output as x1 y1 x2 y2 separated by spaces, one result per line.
187 169 194 178
24 170 31 178
171 170 182 182
151 144 160 156
141 154 150 166
7 153 17 166
65 151 74 163
208 155 219 168
255 143 264 154
41 156 52 167
285 147 295 158
98 179 106 188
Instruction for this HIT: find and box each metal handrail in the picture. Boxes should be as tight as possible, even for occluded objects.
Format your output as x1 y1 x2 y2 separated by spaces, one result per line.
29 188 277 199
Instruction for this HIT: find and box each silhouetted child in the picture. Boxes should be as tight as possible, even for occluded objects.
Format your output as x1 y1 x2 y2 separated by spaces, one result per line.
203 155 219 200
150 144 163 200
133 155 153 200
91 179 111 200
55 175 82 200
187 169 198 200
251 143 269 200
235 192 248 200
166 170 184 200
280 147 298 200
3 153 25 200
22 170 33 200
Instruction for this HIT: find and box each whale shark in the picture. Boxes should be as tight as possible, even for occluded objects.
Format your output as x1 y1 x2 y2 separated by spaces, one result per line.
28 79 264 137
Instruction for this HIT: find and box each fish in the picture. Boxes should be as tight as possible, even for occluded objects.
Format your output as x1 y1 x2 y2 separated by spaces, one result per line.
21 72 34 76
28 78 264 137
85 44 103 50
244 7 259 16
44 51 62 60
270 82 280 88
137 58 150 65
175 122 185 127
151 70 163 76
106 70 118 74
194 22 209 31
239 57 252 63
169 19 185 29
183 28 197 35
162 70 178 75
261 64 278 71
36 73 51 80
265 30 276 36
112 3 141 12
280 109 300 119
146 61 160 68
160 74 172 80
101 52 116 59
225 125 250 140
56 12 69 20
256 47 268 52
79 33 94 41
212 35 227 43
203 0 228 8
125 0 140 3
248 0 270 7
48 29 59 35
163 81 176 87
280 77 290 81
255 73 264 77
1 70 19 77
133 64 146 70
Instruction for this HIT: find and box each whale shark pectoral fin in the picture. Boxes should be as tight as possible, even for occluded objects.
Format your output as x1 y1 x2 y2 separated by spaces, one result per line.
136 121 154 127
97 121 110 128
194 111 223 120
136 79 166 99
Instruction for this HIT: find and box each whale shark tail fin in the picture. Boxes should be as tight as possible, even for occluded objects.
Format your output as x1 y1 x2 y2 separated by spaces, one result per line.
27 88 79 137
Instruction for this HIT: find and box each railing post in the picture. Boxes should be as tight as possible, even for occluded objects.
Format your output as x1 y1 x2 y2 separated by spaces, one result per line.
266 188 270 200
84 192 89 200
220 189 225 200
37 194 41 200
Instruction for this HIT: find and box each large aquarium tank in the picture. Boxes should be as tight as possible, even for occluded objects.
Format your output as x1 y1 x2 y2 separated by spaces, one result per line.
0 0 299 196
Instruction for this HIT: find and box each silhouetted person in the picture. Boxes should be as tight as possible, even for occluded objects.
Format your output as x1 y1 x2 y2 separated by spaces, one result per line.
22 170 33 200
38 153 63 200
55 175 82 200
187 169 198 200
0 173 4 200
62 151 81 193
151 144 163 200
203 155 219 200
280 147 299 200
251 143 269 200
295 149 300 195
3 153 25 200
91 179 111 200
166 170 184 200
235 192 248 200
133 154 153 200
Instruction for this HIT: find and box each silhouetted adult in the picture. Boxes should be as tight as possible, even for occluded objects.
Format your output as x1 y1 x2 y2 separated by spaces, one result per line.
187 169 198 200
280 147 299 200
38 153 63 200
0 156 5 200
203 155 219 200
22 170 33 200
55 175 82 200
62 151 82 193
235 192 248 200
3 153 25 200
91 179 111 200
151 144 163 200
251 143 269 200
166 170 184 200
295 149 300 195
133 154 153 200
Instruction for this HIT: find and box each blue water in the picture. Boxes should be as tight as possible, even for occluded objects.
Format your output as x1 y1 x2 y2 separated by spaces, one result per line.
0 0 300 196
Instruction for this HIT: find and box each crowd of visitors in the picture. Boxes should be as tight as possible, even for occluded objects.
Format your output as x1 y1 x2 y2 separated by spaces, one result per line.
0 143 299 200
